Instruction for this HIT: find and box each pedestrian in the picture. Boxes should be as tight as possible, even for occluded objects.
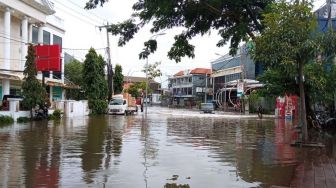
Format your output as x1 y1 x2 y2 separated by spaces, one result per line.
257 105 263 119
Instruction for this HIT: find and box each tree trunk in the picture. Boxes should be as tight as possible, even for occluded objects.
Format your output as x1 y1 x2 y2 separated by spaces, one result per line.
299 61 308 142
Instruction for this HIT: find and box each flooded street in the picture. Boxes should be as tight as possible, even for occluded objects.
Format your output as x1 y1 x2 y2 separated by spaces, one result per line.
0 106 334 188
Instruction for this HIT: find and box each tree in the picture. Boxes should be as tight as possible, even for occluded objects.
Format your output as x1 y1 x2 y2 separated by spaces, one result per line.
143 61 162 80
64 59 84 100
82 48 108 114
85 0 273 61
253 1 317 142
21 44 46 117
113 64 124 94
126 82 150 98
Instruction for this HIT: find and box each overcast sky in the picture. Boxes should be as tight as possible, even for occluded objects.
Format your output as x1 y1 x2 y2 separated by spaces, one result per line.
52 0 326 86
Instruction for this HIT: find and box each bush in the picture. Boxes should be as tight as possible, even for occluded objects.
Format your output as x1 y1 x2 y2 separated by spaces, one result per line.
48 109 62 120
53 109 62 119
89 99 107 115
17 117 31 123
0 115 14 125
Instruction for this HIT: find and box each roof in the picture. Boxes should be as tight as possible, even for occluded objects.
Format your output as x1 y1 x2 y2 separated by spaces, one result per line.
174 71 184 76
211 55 241 71
123 76 158 84
190 68 212 75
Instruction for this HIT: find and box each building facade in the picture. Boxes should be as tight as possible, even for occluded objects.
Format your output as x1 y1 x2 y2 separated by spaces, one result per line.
169 68 212 106
211 46 264 109
0 0 65 101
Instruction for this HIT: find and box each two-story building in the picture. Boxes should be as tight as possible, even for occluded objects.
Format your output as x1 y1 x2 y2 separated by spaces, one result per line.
0 0 65 102
169 68 212 107
211 46 264 109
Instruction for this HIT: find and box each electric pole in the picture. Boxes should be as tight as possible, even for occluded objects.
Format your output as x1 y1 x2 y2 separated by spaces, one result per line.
98 23 114 100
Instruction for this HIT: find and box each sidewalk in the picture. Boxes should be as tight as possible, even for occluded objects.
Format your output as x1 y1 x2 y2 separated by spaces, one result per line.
291 151 336 188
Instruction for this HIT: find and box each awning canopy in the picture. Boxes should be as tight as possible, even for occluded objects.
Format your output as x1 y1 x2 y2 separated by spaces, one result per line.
0 72 24 81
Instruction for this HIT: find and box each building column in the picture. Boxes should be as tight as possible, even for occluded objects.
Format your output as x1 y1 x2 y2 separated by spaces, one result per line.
21 16 28 70
49 86 53 104
28 24 33 43
2 7 11 98
37 24 44 80
38 25 44 44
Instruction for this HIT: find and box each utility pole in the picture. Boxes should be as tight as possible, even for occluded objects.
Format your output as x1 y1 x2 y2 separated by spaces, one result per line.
98 23 114 100
204 73 207 103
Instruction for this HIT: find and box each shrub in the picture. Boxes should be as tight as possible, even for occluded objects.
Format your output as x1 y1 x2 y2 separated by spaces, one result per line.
52 109 62 119
89 99 107 115
0 115 14 125
48 109 62 120
17 117 31 123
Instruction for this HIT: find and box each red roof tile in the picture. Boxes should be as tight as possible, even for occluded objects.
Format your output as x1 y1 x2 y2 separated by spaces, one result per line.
174 70 184 76
190 68 212 75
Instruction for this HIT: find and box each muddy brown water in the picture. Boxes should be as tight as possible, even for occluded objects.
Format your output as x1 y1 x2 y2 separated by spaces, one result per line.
1 110 333 188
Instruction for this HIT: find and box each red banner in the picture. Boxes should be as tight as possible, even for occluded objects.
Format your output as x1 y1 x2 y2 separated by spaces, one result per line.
34 45 61 72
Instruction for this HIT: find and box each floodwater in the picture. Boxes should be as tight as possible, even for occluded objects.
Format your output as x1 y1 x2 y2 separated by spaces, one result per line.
0 107 332 188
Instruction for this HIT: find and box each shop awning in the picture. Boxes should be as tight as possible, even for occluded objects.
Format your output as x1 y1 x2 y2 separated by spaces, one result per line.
0 72 23 81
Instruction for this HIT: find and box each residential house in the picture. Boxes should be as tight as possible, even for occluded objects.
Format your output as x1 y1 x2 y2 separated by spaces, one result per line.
168 68 212 107
123 76 161 104
0 0 66 102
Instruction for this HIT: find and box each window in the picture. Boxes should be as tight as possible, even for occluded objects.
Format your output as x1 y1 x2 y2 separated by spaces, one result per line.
53 34 62 49
42 71 50 78
43 30 50 44
32 26 38 44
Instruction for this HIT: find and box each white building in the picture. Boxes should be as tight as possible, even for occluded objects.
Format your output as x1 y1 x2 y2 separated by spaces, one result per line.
0 0 65 102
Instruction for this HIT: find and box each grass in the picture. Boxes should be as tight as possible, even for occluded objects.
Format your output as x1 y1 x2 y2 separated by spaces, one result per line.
0 115 14 126
17 117 31 123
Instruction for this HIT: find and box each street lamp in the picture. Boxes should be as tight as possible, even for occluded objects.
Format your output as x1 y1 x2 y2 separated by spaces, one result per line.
145 33 166 115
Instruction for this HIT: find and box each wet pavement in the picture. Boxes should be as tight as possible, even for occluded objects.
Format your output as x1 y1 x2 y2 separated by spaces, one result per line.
0 106 335 188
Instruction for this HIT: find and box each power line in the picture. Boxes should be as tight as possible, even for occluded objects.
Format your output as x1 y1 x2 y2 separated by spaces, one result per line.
52 0 104 26
63 0 107 22
0 34 107 51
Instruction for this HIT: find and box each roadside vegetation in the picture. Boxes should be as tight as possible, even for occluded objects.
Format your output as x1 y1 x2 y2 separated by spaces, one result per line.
82 48 108 114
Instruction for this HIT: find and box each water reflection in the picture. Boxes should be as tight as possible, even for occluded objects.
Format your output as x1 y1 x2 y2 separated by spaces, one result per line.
166 118 299 187
20 121 61 188
1 111 334 187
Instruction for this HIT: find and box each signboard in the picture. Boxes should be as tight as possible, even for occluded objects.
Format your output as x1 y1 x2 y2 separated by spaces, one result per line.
237 80 244 97
196 87 203 93
35 44 61 72
52 86 62 101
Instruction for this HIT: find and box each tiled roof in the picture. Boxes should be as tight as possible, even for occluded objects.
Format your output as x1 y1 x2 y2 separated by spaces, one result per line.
190 68 212 75
174 71 184 76
123 76 158 84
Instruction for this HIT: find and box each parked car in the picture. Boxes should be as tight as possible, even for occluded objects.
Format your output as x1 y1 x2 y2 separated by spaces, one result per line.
200 103 214 113
108 94 138 115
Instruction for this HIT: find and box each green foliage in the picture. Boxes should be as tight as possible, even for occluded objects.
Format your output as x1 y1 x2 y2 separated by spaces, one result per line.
21 44 46 114
126 82 151 98
89 99 108 115
0 115 14 125
82 48 108 114
83 48 108 100
305 62 336 107
17 117 31 123
65 60 85 100
256 66 298 97
253 1 317 67
143 61 162 80
113 64 124 94
85 0 272 61
50 109 62 120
